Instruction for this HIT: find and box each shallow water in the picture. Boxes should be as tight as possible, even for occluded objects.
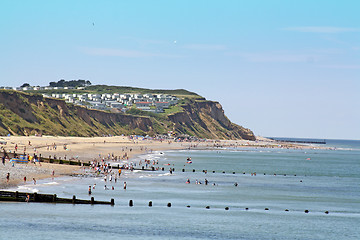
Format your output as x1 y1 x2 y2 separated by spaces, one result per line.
1 142 360 239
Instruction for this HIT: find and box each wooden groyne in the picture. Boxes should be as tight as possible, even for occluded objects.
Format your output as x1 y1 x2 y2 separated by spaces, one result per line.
0 190 114 205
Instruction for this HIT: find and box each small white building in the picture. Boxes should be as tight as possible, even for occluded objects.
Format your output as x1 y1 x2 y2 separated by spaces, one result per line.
110 102 125 109
88 101 107 110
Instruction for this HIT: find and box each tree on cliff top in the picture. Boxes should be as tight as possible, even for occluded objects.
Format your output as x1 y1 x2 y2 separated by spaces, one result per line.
49 79 91 87
20 83 30 88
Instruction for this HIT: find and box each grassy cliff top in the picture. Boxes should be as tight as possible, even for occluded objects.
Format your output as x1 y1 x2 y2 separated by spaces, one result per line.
26 85 203 100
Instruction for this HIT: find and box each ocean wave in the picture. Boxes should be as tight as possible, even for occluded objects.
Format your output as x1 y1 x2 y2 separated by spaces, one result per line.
158 173 171 177
43 182 59 185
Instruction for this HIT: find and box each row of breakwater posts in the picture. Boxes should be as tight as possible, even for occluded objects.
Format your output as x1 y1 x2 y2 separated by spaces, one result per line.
125 200 330 214
0 191 330 214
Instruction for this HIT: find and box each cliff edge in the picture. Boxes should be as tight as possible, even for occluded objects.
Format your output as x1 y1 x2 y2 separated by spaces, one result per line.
0 90 255 140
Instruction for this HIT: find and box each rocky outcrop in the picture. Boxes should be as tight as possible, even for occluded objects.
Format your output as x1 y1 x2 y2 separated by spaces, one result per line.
0 90 255 140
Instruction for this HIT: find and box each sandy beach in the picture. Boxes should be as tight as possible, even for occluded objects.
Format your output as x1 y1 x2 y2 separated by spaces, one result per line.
0 135 325 188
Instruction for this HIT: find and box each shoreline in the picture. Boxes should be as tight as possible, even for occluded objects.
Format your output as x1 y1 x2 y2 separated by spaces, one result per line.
0 135 330 189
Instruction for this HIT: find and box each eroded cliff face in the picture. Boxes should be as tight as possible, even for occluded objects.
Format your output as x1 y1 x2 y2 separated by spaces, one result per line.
0 91 152 136
0 90 255 140
168 101 255 140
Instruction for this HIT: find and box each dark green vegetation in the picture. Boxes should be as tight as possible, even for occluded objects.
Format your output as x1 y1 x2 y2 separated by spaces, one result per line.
0 88 255 140
49 79 91 88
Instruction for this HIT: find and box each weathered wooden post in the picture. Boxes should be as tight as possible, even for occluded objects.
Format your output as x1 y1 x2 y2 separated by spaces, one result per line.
129 200 133 207
53 194 57 202
34 192 38 202
148 201 152 207
111 198 115 206
15 191 19 199
72 195 76 204
167 202 171 207
91 197 94 205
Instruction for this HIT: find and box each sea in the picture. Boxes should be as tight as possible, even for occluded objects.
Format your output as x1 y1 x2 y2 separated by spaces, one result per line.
1 138 359 240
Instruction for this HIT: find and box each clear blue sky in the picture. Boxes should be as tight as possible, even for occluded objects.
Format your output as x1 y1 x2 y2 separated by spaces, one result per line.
1 0 359 139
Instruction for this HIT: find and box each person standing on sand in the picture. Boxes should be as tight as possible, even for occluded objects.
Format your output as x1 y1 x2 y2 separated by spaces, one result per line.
88 186 92 195
33 178 36 185
6 172 10 183
123 181 127 190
